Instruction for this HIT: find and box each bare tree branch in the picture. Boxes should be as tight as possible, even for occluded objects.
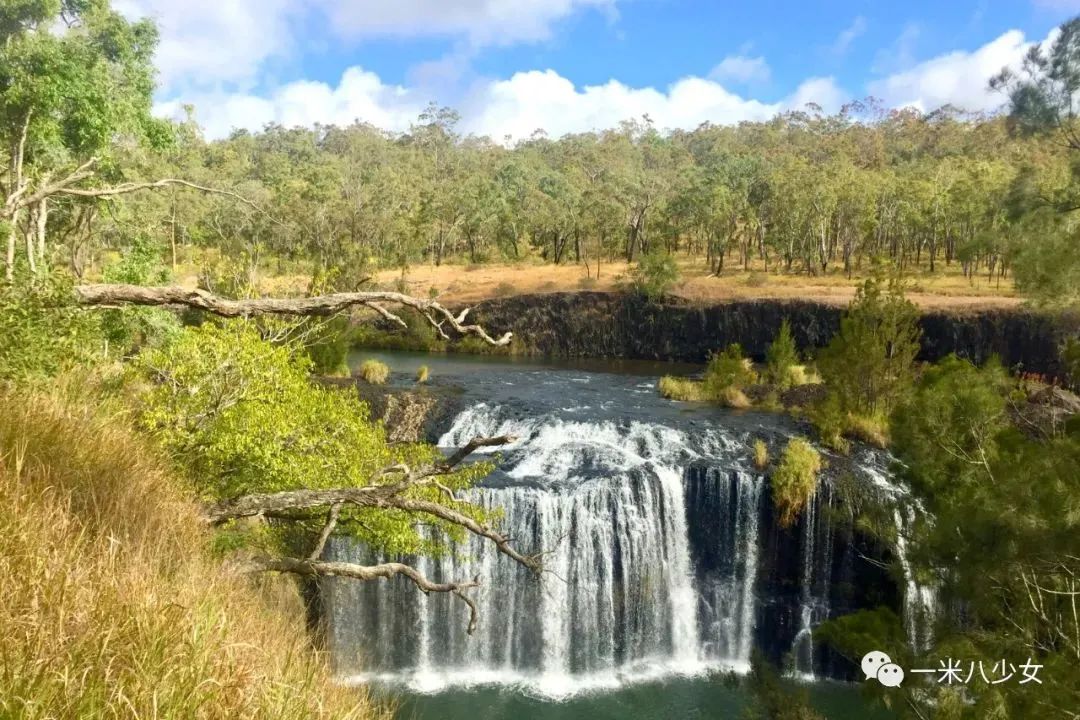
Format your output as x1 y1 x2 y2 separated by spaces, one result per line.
73 283 513 346
440 434 518 470
247 555 482 634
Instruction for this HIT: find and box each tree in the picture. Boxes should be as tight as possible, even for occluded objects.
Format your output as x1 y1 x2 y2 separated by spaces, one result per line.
0 0 255 281
765 319 800 389
132 321 538 634
630 249 679 299
817 268 921 416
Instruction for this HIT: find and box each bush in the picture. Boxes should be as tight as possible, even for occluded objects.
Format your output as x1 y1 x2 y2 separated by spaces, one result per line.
0 276 105 382
304 316 351 376
578 276 598 289
771 437 823 528
704 343 757 396
765 319 800 389
658 375 707 401
357 359 390 385
631 250 680 299
720 386 752 409
416 365 430 384
753 439 769 470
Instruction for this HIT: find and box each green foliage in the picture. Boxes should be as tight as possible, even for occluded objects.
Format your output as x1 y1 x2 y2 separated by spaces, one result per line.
888 353 1080 718
357 359 390 385
765 319 800 390
100 236 180 353
631 250 680 299
130 322 491 556
415 365 430 384
303 316 351 376
704 343 757 396
771 438 822 528
743 649 825 720
817 269 921 417
814 607 910 672
0 275 103 382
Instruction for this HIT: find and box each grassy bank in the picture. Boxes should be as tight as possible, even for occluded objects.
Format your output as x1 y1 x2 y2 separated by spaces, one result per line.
0 383 387 719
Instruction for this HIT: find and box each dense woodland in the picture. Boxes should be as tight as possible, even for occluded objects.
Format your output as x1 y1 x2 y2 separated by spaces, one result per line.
2 2 1080 720
2 58 1079 300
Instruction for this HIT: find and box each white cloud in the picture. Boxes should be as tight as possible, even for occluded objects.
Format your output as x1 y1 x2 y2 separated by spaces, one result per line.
156 68 424 139
117 0 622 95
872 23 921 74
114 0 302 93
831 16 867 56
165 65 852 143
868 29 1053 113
709 55 771 85
309 0 618 47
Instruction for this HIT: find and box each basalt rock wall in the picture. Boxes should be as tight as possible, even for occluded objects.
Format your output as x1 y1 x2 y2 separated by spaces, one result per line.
468 292 1075 379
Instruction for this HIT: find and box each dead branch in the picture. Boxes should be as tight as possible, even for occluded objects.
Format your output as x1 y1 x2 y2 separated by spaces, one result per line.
247 555 481 634
73 284 513 346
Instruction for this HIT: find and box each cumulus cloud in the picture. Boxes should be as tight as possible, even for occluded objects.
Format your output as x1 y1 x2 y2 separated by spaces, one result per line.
867 29 1052 113
167 65 852 143
156 68 424 139
709 55 771 85
113 0 302 93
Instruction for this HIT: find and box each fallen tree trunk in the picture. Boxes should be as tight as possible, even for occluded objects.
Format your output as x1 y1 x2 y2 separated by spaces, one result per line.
73 283 513 346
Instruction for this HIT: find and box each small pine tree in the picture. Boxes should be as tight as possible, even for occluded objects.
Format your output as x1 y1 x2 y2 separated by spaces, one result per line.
765 319 799 390
817 268 921 416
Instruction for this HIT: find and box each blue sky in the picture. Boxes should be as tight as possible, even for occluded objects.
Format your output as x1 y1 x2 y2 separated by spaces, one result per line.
113 0 1080 140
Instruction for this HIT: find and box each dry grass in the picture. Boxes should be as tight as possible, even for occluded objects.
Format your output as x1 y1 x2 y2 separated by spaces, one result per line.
366 255 1022 311
0 384 388 719
720 386 752 409
415 365 430 384
658 376 707 402
753 439 770 471
356 359 390 385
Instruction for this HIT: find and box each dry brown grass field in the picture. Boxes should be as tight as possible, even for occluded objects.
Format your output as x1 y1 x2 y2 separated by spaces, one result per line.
372 257 1022 311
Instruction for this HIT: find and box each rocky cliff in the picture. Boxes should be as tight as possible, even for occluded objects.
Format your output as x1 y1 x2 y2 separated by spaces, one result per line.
467 291 1076 380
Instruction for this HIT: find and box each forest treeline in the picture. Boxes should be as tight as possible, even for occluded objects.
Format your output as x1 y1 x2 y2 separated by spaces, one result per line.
8 97 1079 300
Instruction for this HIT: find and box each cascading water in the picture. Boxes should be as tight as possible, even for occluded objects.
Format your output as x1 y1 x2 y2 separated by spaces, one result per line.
323 360 935 697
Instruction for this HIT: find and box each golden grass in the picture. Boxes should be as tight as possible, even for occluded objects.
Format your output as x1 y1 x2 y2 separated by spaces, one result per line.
415 365 430 384
720 386 752 409
365 254 1021 311
0 384 388 719
753 439 769 471
658 376 707 402
356 359 390 385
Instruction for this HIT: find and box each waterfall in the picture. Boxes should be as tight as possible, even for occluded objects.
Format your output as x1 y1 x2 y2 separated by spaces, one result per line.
323 401 931 696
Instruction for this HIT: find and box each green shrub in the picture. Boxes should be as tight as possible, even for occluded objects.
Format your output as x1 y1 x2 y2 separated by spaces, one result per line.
357 359 390 385
631 251 680 299
771 437 823 528
304 316 351 376
416 365 430 384
703 343 757 396
765 319 800 389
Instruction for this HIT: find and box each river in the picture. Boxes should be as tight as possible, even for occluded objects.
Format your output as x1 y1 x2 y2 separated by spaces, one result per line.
329 350 920 719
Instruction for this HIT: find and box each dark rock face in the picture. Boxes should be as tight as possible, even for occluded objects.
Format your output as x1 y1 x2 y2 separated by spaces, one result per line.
468 292 1076 380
